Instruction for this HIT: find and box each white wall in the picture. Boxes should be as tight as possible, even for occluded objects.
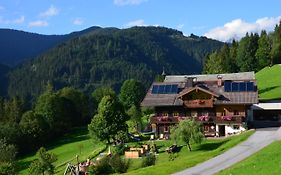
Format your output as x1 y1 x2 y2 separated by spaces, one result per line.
225 125 245 135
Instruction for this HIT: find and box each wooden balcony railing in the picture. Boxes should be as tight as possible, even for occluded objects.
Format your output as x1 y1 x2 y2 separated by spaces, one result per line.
216 115 244 123
150 114 244 124
183 99 213 108
150 116 190 124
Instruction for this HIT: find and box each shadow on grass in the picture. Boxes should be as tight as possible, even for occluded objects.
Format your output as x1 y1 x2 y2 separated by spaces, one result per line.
258 86 279 94
16 160 33 172
197 140 229 151
47 127 90 149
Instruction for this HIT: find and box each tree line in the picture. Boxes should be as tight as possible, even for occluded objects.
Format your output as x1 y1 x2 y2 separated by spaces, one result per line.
203 21 281 74
0 78 147 174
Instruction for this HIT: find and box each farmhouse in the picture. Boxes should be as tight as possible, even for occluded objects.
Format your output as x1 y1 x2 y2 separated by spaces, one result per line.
141 72 258 138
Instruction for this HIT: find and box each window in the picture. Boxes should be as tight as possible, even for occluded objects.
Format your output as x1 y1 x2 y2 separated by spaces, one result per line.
191 111 197 117
164 126 169 132
185 111 191 117
163 112 168 117
233 125 240 130
234 110 239 115
173 111 179 117
222 109 226 116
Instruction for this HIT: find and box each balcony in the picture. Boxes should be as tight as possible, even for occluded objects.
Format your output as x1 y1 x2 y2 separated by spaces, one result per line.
216 115 244 123
150 116 189 124
184 99 213 108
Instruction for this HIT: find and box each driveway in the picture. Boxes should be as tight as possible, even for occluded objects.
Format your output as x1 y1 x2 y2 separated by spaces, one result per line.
173 127 281 175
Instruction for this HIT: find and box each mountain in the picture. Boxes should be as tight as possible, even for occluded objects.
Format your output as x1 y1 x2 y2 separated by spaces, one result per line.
0 26 102 66
6 26 224 99
0 64 10 96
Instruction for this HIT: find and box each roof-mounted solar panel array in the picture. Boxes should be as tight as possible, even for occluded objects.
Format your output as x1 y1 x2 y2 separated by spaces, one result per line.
151 84 178 94
224 81 255 92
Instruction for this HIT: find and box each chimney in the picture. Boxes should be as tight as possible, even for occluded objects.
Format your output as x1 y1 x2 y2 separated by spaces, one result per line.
185 77 194 87
217 75 222 87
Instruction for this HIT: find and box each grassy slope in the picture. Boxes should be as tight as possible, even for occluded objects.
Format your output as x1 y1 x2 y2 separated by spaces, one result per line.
17 127 106 175
123 130 254 175
256 65 281 100
217 140 281 175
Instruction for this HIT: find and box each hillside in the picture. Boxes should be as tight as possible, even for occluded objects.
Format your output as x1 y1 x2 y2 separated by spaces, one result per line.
256 65 281 100
0 64 10 96
6 26 223 98
0 27 102 66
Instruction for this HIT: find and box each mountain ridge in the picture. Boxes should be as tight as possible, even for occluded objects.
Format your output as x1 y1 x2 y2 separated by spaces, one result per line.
5 26 224 98
0 26 102 66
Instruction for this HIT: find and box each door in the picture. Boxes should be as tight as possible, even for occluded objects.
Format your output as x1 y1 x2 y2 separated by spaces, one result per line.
219 125 225 136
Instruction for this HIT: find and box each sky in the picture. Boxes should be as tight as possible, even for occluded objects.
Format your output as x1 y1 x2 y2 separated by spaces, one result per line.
1 0 281 42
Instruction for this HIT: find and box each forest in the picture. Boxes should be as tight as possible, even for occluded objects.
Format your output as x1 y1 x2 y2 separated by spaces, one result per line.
3 26 223 100
203 21 281 74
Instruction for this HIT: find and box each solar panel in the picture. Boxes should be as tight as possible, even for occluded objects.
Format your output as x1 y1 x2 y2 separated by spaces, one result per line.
165 85 172 93
151 85 159 94
246 82 254 91
158 85 165 94
224 81 231 92
232 82 239 92
171 84 178 93
239 82 246 91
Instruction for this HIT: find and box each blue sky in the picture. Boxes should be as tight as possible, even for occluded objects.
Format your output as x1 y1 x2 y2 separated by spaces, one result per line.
1 0 281 41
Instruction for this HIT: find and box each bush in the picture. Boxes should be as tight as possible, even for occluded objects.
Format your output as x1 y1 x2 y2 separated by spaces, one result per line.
90 156 112 175
109 154 130 173
113 144 127 155
0 162 16 175
141 153 156 167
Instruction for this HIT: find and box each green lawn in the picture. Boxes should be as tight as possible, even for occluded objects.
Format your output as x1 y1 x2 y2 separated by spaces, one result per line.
256 65 281 101
17 129 254 175
123 130 254 175
17 127 106 175
217 140 281 175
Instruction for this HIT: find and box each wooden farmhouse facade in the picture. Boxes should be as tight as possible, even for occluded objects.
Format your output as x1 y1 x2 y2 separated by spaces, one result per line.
141 72 258 138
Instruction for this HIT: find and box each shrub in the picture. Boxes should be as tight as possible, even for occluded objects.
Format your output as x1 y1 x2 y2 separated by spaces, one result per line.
113 144 127 155
90 156 112 175
0 162 16 175
141 153 156 167
109 154 130 173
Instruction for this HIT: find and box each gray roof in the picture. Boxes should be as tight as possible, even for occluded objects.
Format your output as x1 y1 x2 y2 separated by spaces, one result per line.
141 72 258 107
164 72 255 82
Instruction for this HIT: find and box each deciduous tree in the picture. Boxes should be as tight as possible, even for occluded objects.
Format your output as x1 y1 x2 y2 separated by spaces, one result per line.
88 95 129 144
119 79 145 109
29 147 57 175
170 119 204 151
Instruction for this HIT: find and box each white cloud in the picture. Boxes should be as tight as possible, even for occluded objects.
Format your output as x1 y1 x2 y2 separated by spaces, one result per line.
125 19 147 27
73 18 84 25
114 0 147 6
0 15 25 24
204 16 281 42
40 5 59 17
14 16 25 24
177 24 184 30
29 20 48 27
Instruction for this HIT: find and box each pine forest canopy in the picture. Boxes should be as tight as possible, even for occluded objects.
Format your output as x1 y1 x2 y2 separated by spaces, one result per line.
2 26 223 99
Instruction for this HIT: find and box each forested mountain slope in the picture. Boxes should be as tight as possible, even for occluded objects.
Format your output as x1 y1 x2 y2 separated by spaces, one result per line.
6 26 223 98
0 27 102 66
0 64 10 96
